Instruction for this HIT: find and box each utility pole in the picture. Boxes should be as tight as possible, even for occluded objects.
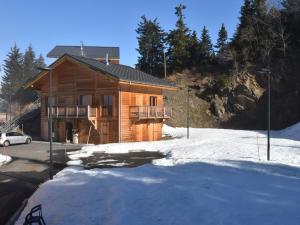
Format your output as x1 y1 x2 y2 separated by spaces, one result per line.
49 68 53 179
267 70 271 161
260 68 271 161
163 50 167 79
187 87 191 139
9 94 11 129
39 67 53 179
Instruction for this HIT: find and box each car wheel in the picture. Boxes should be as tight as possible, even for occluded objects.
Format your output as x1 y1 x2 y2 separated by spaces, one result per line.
3 140 10 147
26 138 32 144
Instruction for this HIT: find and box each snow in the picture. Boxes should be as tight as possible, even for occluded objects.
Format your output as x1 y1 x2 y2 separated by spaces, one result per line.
15 123 300 225
0 153 11 166
68 124 300 167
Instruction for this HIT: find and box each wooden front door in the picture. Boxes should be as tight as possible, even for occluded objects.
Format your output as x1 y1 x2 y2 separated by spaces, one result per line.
66 122 73 142
148 122 154 141
136 123 143 142
100 122 109 144
135 95 144 141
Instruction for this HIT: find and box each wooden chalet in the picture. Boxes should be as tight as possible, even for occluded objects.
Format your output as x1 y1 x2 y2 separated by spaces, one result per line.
26 46 176 144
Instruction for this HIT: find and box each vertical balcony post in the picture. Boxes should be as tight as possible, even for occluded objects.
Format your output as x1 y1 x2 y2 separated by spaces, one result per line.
76 106 79 118
87 105 90 118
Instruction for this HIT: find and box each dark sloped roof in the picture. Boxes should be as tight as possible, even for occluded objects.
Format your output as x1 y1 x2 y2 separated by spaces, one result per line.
47 45 120 59
65 54 175 88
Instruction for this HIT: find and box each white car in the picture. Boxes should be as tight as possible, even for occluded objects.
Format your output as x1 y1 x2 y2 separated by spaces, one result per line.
0 132 32 146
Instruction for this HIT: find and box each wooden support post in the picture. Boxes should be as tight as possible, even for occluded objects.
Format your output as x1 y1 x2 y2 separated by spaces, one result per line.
87 105 90 118
87 125 92 144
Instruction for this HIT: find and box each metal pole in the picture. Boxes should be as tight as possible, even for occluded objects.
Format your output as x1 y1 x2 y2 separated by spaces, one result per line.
267 71 271 160
187 88 190 139
9 94 11 129
163 50 167 79
49 69 53 179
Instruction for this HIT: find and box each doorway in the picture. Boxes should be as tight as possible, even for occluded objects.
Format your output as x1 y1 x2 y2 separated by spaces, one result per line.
66 122 73 143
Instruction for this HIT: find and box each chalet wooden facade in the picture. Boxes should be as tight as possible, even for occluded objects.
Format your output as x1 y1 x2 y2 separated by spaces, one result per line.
26 50 175 144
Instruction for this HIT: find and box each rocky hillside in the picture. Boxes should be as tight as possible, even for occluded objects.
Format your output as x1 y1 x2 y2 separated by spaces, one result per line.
165 70 269 129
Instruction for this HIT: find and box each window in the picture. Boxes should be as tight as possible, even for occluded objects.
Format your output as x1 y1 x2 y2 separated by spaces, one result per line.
150 96 157 106
6 132 13 137
102 95 113 117
78 95 92 106
45 96 56 106
45 96 56 116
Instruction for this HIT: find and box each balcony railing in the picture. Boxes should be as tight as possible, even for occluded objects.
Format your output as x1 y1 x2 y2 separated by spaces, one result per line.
129 106 172 119
47 105 97 118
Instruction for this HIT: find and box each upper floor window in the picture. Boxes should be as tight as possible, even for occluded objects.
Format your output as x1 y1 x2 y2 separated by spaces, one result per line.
150 96 157 106
78 95 92 106
102 95 113 117
45 96 56 107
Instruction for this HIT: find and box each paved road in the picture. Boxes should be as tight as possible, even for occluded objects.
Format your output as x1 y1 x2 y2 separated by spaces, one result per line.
0 142 82 225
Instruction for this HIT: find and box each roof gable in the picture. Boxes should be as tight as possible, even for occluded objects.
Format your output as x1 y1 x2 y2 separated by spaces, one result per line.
67 54 175 88
47 45 120 59
26 54 176 89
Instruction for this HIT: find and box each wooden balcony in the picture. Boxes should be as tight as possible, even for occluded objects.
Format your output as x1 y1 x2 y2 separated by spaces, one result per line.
48 105 98 119
129 106 172 120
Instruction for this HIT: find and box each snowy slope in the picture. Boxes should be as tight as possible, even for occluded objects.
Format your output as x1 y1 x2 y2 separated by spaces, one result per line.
15 124 300 225
68 124 300 167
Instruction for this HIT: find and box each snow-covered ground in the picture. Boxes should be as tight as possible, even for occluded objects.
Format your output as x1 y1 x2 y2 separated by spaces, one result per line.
0 153 11 166
67 124 300 167
15 124 300 225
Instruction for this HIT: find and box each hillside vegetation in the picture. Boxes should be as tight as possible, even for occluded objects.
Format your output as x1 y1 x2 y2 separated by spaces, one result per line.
165 69 296 130
136 0 300 130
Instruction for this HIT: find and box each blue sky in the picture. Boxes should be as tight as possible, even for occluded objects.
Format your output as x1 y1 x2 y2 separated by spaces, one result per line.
0 0 243 78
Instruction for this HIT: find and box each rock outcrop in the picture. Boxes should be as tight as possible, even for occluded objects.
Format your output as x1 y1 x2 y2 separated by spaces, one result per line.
196 73 264 118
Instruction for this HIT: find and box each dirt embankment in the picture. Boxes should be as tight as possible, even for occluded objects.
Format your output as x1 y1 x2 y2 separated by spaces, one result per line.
165 70 268 129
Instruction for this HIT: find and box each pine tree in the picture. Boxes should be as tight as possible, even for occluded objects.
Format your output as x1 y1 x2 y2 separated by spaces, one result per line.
231 0 255 67
136 16 166 77
187 31 199 67
23 44 36 83
1 44 23 102
215 23 228 54
198 26 214 64
17 51 46 103
167 4 191 71
34 54 46 75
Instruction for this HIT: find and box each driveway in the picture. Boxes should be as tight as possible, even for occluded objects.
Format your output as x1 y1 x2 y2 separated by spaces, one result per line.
0 141 83 225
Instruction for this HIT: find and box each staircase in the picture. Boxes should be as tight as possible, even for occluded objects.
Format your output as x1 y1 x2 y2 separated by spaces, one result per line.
0 98 41 133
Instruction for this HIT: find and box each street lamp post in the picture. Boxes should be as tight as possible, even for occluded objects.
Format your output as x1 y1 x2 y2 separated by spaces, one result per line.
187 87 191 139
38 67 53 179
260 68 271 161
267 70 271 161
163 50 167 79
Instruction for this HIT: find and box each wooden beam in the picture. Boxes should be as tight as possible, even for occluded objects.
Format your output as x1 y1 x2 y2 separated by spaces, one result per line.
118 81 176 91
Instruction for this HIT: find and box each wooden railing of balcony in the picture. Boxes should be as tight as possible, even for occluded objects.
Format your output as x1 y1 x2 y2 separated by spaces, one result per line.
129 106 172 120
47 105 98 119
